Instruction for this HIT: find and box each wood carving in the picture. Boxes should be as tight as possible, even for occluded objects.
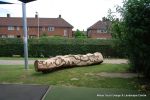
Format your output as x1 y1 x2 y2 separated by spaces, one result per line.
34 52 103 72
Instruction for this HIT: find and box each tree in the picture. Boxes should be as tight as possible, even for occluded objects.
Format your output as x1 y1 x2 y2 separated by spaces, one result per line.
74 29 87 38
102 17 110 21
109 0 150 77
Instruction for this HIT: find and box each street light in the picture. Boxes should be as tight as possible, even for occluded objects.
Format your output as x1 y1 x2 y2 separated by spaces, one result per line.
19 0 36 3
0 1 13 4
18 0 37 69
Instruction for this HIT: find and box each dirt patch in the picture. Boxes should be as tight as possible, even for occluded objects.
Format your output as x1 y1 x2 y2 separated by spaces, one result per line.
103 59 128 64
96 72 139 78
85 72 141 78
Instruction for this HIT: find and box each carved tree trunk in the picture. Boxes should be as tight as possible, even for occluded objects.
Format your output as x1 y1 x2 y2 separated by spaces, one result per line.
34 52 103 72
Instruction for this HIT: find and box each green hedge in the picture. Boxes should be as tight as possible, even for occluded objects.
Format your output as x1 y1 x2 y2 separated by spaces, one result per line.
0 38 24 57
0 38 124 58
28 44 119 57
0 44 24 57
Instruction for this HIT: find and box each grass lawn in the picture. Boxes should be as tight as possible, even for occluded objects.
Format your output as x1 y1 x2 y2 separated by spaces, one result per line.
0 64 139 90
44 86 150 100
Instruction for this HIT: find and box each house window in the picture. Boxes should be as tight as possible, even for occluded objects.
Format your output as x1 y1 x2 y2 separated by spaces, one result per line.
48 27 54 31
97 29 107 33
28 27 30 31
16 27 20 31
0 34 7 38
8 26 14 30
102 30 107 33
8 35 15 38
97 30 101 33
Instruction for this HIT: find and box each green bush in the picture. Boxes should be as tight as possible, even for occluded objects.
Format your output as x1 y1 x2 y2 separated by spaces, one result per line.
29 44 118 57
74 29 87 38
109 0 150 78
40 32 48 37
0 38 124 58
0 38 23 57
28 38 123 58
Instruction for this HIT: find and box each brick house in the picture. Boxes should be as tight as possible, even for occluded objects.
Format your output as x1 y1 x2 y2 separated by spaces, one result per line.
0 14 73 38
87 19 112 39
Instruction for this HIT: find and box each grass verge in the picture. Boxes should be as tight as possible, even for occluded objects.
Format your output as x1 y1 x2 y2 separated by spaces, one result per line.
0 64 140 90
44 86 150 100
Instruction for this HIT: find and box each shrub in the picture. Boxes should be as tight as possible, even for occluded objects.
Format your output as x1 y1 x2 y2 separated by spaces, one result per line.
40 32 48 37
74 29 87 38
0 38 23 57
0 38 124 58
109 0 150 78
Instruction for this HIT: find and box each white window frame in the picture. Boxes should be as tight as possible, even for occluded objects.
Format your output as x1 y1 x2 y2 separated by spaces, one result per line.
48 27 54 31
97 30 102 33
8 35 15 38
97 29 107 33
8 26 15 30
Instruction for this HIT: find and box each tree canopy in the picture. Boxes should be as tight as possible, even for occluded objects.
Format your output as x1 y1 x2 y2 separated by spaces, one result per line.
109 0 150 77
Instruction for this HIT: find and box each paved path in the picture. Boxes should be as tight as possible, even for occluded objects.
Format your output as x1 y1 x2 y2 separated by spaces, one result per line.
103 59 128 64
0 59 128 65
0 85 149 100
0 60 34 65
0 84 49 100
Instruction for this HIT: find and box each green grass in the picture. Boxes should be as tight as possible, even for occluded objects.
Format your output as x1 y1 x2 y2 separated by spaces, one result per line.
0 64 140 90
44 86 150 100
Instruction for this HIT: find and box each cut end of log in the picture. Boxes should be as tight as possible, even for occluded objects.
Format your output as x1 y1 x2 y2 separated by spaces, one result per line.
34 60 39 72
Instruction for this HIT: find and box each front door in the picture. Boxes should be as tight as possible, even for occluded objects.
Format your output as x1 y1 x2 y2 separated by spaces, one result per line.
64 30 67 37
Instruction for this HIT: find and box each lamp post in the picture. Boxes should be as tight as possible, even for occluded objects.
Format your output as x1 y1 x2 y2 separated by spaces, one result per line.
22 2 28 69
36 12 39 38
19 0 36 69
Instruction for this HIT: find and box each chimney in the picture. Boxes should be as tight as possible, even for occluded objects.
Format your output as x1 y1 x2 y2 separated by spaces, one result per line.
7 14 10 18
35 14 38 18
58 14 61 18
35 12 38 18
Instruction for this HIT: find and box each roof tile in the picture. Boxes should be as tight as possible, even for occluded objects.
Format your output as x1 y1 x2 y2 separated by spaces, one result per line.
88 20 111 30
0 17 73 28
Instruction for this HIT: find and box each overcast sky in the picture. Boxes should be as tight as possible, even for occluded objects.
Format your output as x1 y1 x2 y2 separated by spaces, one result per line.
0 0 123 30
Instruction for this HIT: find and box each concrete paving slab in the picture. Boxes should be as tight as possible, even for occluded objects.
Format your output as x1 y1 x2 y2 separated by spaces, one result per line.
0 84 49 100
